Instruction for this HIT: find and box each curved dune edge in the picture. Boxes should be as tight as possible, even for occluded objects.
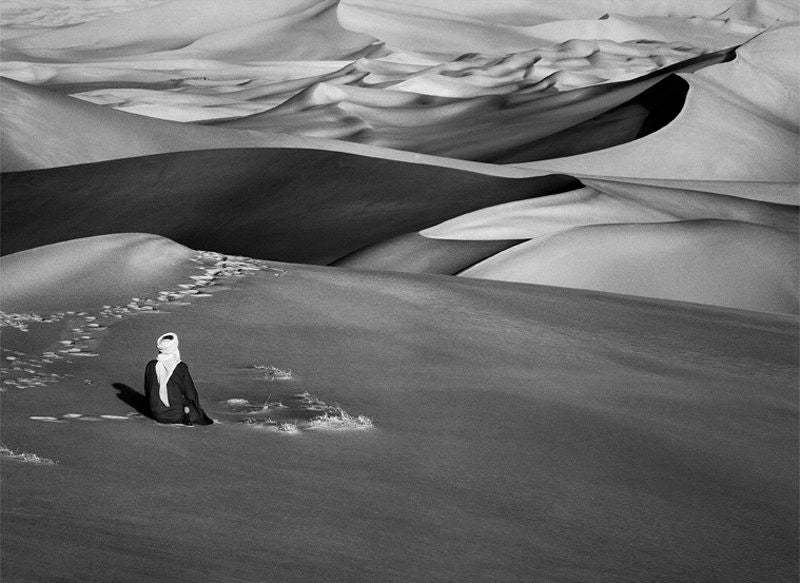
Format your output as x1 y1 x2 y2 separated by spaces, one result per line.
510 24 800 194
0 147 579 261
331 232 523 274
460 219 799 315
0 233 196 313
2 251 797 582
420 183 798 241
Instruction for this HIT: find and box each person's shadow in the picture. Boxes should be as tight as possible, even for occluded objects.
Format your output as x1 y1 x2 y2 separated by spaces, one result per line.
112 383 154 419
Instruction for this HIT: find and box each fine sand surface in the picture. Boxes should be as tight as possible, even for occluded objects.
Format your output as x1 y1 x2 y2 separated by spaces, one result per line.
332 233 524 274
0 234 196 313
460 219 799 315
1 235 797 582
2 2 798 581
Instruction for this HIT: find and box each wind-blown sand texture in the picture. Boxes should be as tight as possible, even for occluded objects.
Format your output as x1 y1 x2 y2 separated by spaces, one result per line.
1 1 798 582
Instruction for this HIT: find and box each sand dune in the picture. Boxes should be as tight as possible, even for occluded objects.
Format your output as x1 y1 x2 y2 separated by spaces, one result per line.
511 24 800 198
1 43 732 167
2 0 377 61
460 219 799 314
1 2 798 581
332 233 523 274
338 0 798 28
0 234 195 313
1 0 759 169
0 77 320 171
1 0 170 28
2 238 797 582
0 147 578 261
217 48 731 161
420 180 798 313
337 0 768 56
422 182 798 241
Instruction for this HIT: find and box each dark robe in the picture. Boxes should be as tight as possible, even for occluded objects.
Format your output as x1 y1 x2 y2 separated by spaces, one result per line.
144 360 213 425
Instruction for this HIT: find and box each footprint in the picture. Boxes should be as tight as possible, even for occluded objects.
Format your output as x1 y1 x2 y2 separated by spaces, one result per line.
225 398 251 406
29 416 67 423
30 413 139 423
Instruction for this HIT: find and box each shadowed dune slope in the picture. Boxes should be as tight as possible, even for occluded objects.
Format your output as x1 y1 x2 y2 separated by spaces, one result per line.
2 252 797 582
0 234 196 314
0 148 578 262
461 219 799 315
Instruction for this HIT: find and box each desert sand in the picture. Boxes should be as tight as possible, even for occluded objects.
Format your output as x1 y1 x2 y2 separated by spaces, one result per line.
1 1 798 582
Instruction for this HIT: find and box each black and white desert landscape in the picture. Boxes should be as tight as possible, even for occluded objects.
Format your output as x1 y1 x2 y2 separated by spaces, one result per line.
1 1 798 581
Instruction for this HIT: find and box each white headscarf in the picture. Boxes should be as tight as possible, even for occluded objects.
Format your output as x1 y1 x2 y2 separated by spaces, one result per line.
155 333 181 407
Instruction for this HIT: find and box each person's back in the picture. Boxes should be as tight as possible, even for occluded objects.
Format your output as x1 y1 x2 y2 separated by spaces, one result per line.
144 333 213 426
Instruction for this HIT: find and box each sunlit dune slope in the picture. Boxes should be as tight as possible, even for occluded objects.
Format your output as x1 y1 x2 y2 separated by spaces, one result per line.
0 77 317 171
332 233 523 274
422 183 798 241
0 234 195 313
2 0 377 61
337 0 773 56
460 219 799 314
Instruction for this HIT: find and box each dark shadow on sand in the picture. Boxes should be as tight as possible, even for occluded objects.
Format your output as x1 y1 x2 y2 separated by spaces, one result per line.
113 383 153 419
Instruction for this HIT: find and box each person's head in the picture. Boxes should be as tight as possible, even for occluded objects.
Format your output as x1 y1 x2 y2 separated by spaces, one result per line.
157 332 179 354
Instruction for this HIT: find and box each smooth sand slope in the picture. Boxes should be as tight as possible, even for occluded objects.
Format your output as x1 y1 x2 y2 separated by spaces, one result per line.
2 0 377 61
460 219 799 314
0 234 196 313
0 147 578 262
332 232 524 274
423 183 798 240
0 77 316 172
2 236 797 582
337 0 772 55
417 183 799 313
